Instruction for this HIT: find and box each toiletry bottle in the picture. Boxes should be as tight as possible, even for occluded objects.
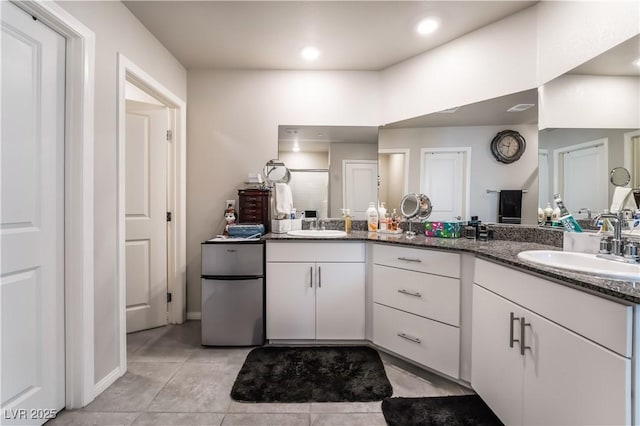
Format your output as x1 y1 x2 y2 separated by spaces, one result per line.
390 209 398 231
553 193 583 232
379 203 388 232
543 203 553 223
366 202 379 232
344 209 352 234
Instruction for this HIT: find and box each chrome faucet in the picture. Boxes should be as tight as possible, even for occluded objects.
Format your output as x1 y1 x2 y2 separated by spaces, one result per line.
577 208 592 220
592 211 639 263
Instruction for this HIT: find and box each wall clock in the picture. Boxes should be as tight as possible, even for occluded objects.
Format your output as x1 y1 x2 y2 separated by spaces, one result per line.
490 130 526 164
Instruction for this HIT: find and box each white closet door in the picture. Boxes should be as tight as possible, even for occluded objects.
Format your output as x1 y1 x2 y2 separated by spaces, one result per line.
125 107 169 333
343 160 377 220
562 143 607 213
421 149 467 221
1 2 66 423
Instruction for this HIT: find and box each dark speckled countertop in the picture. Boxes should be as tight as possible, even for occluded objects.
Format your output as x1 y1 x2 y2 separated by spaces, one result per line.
264 230 640 304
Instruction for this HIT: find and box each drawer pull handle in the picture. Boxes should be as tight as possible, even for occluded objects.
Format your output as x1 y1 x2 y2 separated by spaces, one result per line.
397 256 422 263
520 316 531 356
509 312 520 349
397 332 421 344
398 289 422 298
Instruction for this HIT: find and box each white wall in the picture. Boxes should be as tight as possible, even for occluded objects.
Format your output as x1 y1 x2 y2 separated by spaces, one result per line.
378 125 539 225
380 1 639 126
279 152 328 169
186 70 380 315
58 1 187 386
539 75 640 129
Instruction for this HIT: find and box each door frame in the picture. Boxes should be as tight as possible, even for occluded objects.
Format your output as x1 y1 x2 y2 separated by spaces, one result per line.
624 130 639 184
116 54 187 375
12 0 96 409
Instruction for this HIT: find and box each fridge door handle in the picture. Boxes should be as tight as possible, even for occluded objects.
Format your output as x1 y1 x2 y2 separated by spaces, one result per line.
318 266 321 288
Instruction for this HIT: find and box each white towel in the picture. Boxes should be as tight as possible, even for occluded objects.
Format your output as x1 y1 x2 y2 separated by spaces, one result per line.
610 187 636 212
274 183 293 219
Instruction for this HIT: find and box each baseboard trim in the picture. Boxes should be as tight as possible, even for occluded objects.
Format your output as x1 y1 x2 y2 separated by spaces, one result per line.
187 311 201 320
93 366 122 398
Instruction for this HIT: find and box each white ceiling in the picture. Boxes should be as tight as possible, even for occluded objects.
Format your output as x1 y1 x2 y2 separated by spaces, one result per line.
123 0 537 71
569 34 640 77
278 125 378 152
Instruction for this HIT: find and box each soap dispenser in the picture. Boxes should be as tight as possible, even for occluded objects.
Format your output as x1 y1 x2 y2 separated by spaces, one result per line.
342 208 352 234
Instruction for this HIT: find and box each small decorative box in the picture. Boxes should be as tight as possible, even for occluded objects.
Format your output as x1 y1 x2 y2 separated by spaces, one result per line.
424 221 462 238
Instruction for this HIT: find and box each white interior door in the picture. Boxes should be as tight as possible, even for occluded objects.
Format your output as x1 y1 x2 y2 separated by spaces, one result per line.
125 105 169 333
1 2 66 423
343 160 378 220
560 142 607 213
421 149 469 221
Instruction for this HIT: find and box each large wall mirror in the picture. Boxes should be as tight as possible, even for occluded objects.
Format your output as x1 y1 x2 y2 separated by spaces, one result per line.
277 125 378 219
538 34 640 219
378 89 539 224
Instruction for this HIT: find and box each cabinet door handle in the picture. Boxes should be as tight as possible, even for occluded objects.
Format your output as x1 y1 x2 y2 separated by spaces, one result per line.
398 289 422 298
397 256 422 263
520 316 531 356
509 312 520 349
309 266 313 288
397 332 421 344
318 266 322 288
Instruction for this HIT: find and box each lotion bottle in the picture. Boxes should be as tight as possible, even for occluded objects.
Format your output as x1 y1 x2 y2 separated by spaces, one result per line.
343 209 352 234
366 202 379 232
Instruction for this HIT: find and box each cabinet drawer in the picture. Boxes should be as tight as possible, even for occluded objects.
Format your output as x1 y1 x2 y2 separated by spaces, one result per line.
373 244 460 278
373 264 460 326
474 258 633 357
266 241 365 262
374 303 460 379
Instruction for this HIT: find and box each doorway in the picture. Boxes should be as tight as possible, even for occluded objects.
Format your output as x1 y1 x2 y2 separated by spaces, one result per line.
1 0 96 415
124 85 171 333
116 54 187 377
378 149 409 216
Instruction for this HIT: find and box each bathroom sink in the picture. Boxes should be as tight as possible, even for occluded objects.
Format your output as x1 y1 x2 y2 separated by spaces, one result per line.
287 229 347 238
517 250 640 281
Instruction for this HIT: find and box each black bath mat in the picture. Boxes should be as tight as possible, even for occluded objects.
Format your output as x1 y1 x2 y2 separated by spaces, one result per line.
230 346 393 403
382 395 503 426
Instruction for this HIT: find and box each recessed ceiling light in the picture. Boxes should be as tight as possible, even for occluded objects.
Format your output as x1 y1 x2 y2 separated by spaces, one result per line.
301 46 320 61
416 17 439 36
507 104 535 112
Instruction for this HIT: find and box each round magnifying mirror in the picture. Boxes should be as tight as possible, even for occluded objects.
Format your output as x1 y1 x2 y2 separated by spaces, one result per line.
400 193 420 218
610 167 631 187
416 194 433 221
263 159 290 184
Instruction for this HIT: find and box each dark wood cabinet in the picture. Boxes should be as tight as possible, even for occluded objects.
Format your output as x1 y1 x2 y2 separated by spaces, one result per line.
238 189 271 232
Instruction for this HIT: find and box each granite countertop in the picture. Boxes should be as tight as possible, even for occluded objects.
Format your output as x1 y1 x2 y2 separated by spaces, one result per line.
264 231 640 304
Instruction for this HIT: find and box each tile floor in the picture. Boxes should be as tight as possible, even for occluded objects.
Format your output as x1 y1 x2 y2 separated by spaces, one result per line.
49 321 472 425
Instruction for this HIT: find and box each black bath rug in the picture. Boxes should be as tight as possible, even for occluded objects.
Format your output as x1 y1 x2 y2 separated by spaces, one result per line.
382 395 503 426
230 346 393 403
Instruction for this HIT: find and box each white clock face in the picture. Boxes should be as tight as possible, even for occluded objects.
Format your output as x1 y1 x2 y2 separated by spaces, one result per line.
498 135 520 158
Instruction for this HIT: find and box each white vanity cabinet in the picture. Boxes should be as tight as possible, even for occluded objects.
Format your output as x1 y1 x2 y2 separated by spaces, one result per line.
472 258 633 426
372 244 461 379
266 241 365 340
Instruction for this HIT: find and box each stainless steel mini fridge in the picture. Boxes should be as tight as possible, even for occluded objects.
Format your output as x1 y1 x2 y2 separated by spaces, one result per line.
200 239 265 346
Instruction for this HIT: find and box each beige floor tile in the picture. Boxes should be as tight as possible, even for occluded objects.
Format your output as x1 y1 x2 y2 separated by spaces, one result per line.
147 363 236 413
309 402 382 413
186 347 252 367
84 362 181 412
310 412 387 426
221 413 310 426
228 401 311 414
132 412 224 426
46 411 139 426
